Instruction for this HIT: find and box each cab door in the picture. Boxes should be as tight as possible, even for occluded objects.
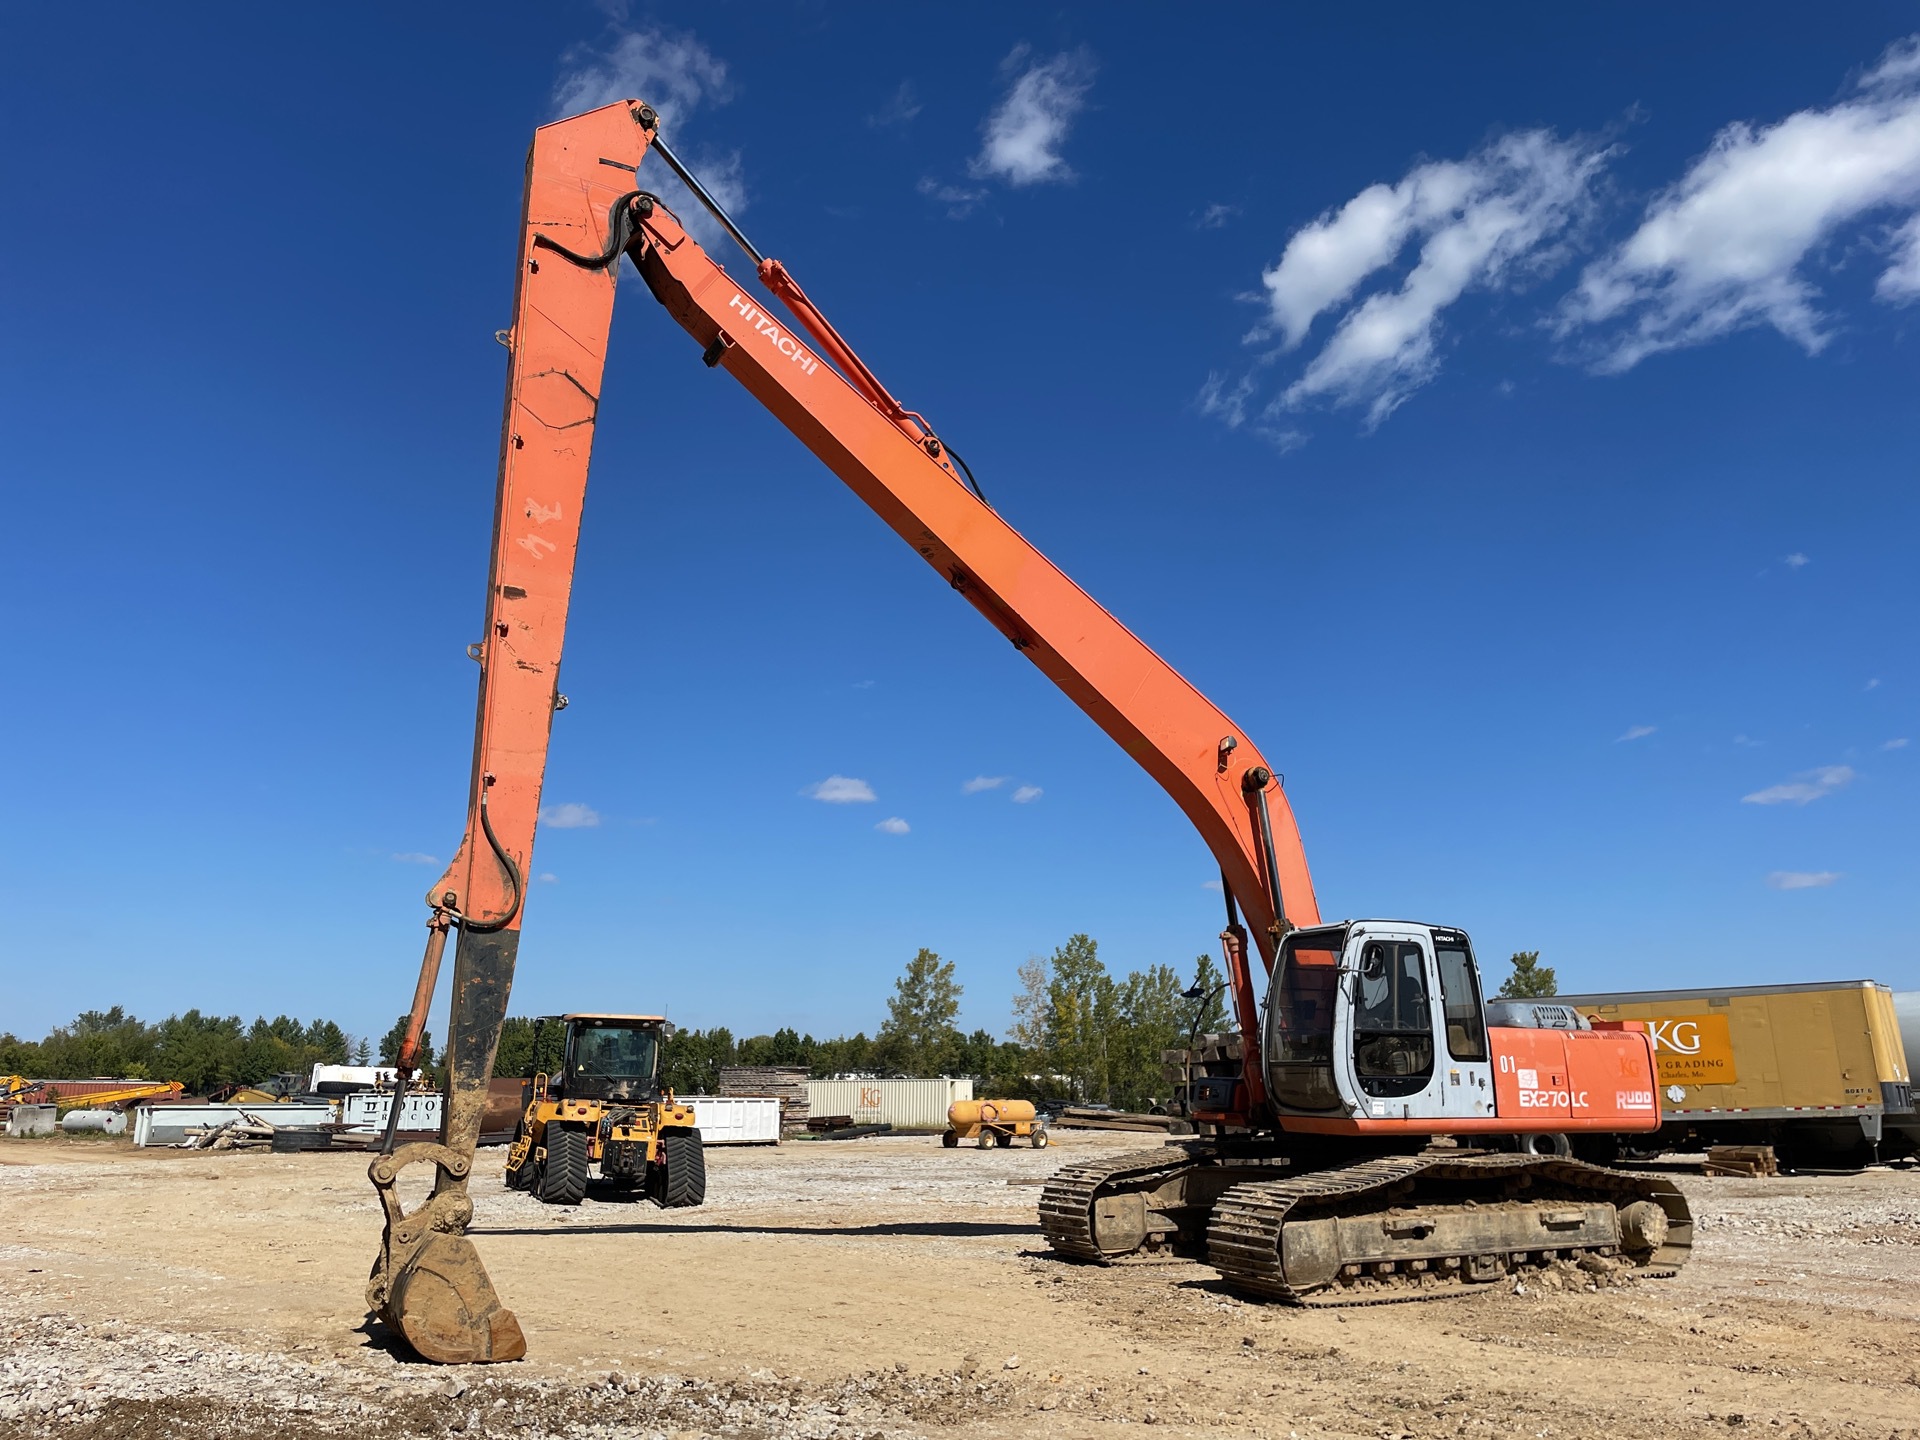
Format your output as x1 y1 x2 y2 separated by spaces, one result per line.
1336 926 1443 1120
1428 929 1497 1121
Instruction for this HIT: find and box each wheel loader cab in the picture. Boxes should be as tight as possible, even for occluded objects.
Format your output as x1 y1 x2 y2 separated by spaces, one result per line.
1264 923 1496 1123
562 1018 662 1104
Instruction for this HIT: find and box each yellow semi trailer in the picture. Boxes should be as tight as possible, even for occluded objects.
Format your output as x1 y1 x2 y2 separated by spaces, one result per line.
1556 980 1914 1168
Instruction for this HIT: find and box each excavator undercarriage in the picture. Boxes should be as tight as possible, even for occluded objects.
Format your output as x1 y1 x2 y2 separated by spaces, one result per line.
1040 1142 1691 1305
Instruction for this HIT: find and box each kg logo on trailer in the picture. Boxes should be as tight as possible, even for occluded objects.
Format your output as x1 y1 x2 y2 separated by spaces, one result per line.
1643 1013 1737 1085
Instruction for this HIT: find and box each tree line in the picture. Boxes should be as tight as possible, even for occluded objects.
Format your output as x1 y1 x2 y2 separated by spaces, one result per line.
0 1007 361 1093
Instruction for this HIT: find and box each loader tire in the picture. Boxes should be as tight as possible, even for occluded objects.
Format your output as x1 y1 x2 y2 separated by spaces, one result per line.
660 1130 706 1208
539 1126 590 1206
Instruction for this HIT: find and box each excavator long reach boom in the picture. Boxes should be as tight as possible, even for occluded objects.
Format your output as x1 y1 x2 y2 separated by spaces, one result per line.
369 99 1317 1363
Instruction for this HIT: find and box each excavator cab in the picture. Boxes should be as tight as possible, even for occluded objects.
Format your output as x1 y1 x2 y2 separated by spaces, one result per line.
1264 923 1497 1123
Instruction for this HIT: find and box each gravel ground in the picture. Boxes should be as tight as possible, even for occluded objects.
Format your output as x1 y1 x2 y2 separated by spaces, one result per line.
1 1134 1917 1439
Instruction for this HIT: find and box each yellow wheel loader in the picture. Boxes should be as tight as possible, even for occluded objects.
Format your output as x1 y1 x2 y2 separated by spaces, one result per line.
502 1015 705 1207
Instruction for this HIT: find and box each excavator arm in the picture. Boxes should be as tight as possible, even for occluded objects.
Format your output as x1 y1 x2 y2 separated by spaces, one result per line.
368 99 1319 1363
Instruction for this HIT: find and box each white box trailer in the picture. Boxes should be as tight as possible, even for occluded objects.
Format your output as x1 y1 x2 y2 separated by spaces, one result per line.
686 1096 781 1145
806 1078 973 1131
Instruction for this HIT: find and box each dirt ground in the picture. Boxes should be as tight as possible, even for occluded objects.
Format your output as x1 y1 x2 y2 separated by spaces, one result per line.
1 1130 1917 1440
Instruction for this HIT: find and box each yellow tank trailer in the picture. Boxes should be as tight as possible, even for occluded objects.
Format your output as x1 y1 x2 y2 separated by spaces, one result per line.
1556 980 1914 1167
944 1098 1047 1149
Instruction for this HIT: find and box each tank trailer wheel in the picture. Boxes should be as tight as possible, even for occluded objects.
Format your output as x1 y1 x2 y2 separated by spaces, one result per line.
941 1130 959 1148
979 1131 997 1150
538 1126 590 1205
1031 1129 1049 1149
659 1130 707 1208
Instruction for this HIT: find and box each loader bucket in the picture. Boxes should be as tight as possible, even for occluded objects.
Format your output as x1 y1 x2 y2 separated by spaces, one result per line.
367 1142 526 1364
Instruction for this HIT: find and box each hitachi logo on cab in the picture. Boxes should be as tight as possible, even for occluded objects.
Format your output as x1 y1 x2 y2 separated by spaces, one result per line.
727 293 820 376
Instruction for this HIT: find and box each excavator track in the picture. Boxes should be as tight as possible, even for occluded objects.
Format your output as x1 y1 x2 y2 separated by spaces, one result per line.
1038 1145 1208 1262
1207 1151 1692 1306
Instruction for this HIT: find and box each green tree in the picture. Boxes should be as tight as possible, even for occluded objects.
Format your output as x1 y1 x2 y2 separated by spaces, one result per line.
1109 963 1186 1110
1008 954 1049 1049
352 1037 373 1066
304 1020 350 1064
1497 951 1558 998
877 948 963 1075
1188 953 1230 1035
1046 934 1116 1103
378 1015 435 1070
658 1026 735 1095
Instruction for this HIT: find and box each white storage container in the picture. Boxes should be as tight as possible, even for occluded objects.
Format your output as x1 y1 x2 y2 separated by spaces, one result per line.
133 1102 338 1146
686 1096 781 1145
805 1078 973 1130
340 1091 444 1133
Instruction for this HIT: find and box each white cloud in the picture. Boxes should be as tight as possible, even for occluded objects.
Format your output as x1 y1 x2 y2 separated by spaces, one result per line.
868 80 922 129
535 872 559 884
539 802 602 828
1733 733 1763 747
1881 212 1920 300
552 24 746 254
1562 36 1920 370
1884 737 1910 750
1202 878 1224 892
1766 870 1841 890
1194 203 1241 231
875 817 911 835
1249 130 1607 427
962 775 1010 794
852 679 876 690
918 175 989 219
1784 552 1810 569
392 852 440 866
803 775 876 804
968 46 1096 187
1616 724 1658 742
1741 764 1855 806
1011 785 1044 804
1865 677 1881 690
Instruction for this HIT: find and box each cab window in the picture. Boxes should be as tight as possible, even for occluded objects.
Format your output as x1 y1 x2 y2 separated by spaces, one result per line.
1352 940 1435 1097
1434 940 1489 1062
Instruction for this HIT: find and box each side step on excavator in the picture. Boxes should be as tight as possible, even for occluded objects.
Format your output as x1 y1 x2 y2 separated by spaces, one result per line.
363 99 1691 1363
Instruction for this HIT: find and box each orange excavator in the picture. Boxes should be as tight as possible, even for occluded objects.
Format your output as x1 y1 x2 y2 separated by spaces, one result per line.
365 100 1691 1364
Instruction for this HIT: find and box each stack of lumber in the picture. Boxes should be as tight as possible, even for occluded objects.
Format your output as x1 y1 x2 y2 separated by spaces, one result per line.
718 1066 810 1137
1703 1144 1780 1177
1159 1031 1244 1091
806 1114 855 1132
1052 1107 1191 1135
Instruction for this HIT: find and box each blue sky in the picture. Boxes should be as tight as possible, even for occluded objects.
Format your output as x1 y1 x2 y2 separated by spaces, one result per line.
3 6 1916 1050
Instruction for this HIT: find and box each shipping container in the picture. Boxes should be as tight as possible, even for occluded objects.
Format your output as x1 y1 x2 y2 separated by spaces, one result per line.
805 1078 973 1131
1556 980 1914 1166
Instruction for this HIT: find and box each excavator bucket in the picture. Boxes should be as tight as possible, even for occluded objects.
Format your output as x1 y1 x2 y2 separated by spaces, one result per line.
367 1142 526 1364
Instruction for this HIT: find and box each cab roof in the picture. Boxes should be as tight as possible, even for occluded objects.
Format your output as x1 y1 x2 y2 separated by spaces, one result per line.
558 1013 667 1024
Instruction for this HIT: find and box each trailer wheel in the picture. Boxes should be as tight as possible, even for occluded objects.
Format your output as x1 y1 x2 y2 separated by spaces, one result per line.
538 1126 590 1205
660 1130 706 1208
941 1130 959 1148
1031 1129 1048 1149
